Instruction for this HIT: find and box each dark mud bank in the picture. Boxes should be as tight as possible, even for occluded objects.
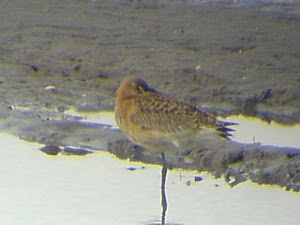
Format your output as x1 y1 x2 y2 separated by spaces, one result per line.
108 137 300 192
0 0 300 125
1 108 299 191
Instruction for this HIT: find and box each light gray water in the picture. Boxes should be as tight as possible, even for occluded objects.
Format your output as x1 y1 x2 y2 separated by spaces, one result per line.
0 132 299 225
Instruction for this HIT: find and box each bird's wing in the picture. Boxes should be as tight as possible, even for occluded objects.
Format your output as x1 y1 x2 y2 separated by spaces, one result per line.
130 93 221 134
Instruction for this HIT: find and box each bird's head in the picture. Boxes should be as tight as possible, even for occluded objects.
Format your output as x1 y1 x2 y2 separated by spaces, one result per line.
116 77 156 102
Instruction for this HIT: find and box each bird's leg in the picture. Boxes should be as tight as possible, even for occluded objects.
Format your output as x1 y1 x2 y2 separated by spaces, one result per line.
161 152 168 225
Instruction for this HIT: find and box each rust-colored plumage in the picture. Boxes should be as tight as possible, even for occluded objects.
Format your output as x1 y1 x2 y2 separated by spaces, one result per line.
115 77 235 153
114 77 237 224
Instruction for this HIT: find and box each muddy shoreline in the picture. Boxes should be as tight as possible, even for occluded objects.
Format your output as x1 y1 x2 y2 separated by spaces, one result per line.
0 0 299 191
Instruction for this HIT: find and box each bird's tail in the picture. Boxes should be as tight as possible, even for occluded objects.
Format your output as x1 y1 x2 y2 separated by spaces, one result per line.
217 121 238 138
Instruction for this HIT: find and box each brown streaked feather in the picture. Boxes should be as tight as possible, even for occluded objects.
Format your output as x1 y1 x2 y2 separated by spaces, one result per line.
115 77 237 146
129 91 223 133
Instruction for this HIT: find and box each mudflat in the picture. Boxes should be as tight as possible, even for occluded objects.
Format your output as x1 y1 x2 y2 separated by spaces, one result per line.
0 0 299 190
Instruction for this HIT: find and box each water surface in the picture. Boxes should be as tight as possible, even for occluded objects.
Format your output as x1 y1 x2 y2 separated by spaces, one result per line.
1 132 299 225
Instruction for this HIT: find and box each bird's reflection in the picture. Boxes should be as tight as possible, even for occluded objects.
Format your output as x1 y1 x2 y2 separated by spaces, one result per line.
146 153 183 225
160 153 168 225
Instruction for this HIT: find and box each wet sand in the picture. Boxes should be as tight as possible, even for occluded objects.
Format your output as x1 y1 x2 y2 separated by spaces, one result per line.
1 0 300 122
0 0 300 191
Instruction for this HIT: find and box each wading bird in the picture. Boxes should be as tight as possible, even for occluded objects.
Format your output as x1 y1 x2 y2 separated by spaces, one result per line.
114 77 236 224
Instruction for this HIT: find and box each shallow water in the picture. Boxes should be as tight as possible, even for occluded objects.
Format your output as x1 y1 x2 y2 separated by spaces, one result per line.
0 132 299 225
225 115 300 149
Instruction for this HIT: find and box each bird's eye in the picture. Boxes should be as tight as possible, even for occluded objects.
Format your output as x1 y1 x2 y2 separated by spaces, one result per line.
136 86 144 94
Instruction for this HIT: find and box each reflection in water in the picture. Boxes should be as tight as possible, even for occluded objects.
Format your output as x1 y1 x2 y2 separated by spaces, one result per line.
146 153 184 225
161 153 168 225
226 115 300 148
